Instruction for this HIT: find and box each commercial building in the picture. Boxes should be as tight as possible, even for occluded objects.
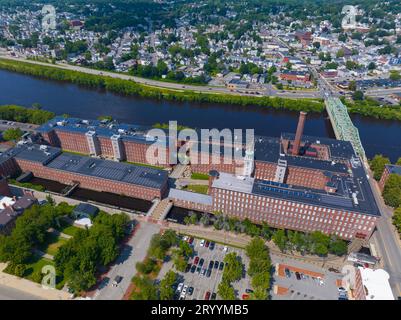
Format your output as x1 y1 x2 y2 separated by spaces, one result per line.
378 164 401 192
279 70 311 82
36 117 170 167
170 113 381 241
0 142 169 201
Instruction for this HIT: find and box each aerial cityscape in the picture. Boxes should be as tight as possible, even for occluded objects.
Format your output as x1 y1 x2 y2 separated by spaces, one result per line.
0 0 400 306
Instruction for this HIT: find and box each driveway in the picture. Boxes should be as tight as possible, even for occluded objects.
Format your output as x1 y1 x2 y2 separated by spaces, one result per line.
94 222 161 300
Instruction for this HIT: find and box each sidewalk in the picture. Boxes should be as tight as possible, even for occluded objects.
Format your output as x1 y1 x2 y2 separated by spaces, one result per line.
0 263 72 300
165 222 345 269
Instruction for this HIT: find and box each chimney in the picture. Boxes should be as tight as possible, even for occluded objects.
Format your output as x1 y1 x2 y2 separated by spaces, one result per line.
292 111 307 156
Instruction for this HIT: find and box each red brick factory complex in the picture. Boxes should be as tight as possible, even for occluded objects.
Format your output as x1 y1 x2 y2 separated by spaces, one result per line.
0 113 380 243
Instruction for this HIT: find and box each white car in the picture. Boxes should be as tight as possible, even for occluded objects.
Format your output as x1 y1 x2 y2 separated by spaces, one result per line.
182 236 189 241
180 285 188 298
317 278 324 286
177 282 184 293
223 246 228 253
200 239 205 247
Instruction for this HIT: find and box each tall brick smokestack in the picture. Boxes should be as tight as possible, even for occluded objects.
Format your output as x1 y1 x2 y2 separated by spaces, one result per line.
292 111 307 156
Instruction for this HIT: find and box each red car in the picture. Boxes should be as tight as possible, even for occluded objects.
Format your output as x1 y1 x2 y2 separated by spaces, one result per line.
242 294 250 300
204 291 211 300
194 256 199 265
188 237 194 244
205 241 210 248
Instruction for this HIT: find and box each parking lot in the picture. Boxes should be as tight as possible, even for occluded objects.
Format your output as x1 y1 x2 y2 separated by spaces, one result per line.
271 259 343 300
157 236 252 300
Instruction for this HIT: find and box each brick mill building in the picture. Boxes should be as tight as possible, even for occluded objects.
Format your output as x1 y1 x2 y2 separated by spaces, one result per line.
37 117 171 167
0 143 168 201
170 113 381 241
1 113 381 241
378 164 401 192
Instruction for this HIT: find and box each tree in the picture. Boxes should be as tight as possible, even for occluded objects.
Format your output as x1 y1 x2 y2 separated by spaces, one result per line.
272 229 287 251
336 49 344 58
368 62 376 70
2 128 23 141
131 275 158 300
159 271 177 300
348 81 357 91
390 71 401 81
383 174 401 207
222 253 243 283
396 158 401 166
329 237 348 256
352 90 364 101
369 155 391 180
217 280 236 300
392 207 401 235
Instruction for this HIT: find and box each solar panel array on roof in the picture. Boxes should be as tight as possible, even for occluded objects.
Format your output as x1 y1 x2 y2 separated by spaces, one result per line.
46 153 168 189
320 194 353 208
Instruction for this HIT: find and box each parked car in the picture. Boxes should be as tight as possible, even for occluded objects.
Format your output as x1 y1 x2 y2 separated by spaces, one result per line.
209 261 214 269
206 269 212 277
209 242 215 250
180 285 188 299
242 294 250 300
329 267 341 273
338 287 347 293
188 237 194 245
190 265 196 273
196 266 201 274
219 262 224 270
200 239 205 247
285 268 291 278
211 292 216 300
214 261 219 269
194 256 199 265
200 268 206 276
112 275 123 287
205 241 210 248
223 246 228 252
177 283 184 293
199 258 204 267
204 291 211 300
185 263 191 273
295 272 301 280
245 289 254 294
188 287 194 296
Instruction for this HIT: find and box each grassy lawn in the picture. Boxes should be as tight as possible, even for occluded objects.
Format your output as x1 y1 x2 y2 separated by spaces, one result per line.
59 224 81 237
190 172 210 180
24 256 65 289
183 184 209 194
38 232 68 256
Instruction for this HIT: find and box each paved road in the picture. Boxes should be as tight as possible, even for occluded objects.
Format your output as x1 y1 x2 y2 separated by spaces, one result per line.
0 284 42 300
0 121 39 133
365 87 401 96
0 52 321 99
94 222 161 300
367 174 401 298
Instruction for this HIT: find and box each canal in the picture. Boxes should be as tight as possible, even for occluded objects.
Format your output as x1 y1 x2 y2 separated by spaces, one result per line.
29 177 153 213
1 69 401 161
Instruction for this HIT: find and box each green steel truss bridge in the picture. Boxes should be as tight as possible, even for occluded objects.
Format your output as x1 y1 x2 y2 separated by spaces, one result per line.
325 96 366 160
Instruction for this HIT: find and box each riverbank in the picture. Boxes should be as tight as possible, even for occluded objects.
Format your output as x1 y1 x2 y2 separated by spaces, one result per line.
0 57 324 113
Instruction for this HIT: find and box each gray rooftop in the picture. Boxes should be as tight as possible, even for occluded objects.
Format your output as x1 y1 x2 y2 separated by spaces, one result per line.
46 153 168 189
386 164 401 176
168 188 212 206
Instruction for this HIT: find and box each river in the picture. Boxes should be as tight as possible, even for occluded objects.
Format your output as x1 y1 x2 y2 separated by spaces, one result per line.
1 69 400 161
